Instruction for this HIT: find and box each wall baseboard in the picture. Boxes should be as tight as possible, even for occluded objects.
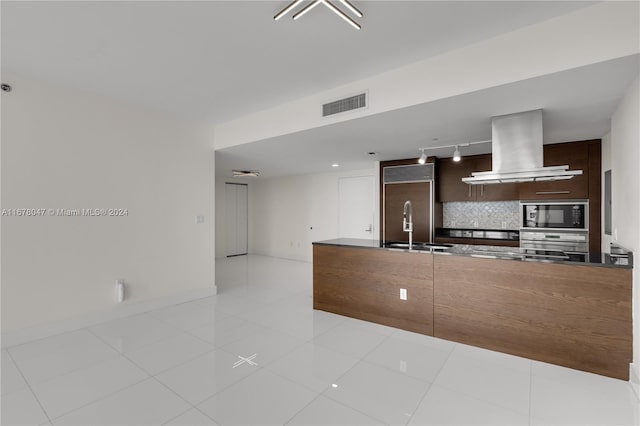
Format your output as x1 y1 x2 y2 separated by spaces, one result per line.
1 284 217 349
631 363 640 402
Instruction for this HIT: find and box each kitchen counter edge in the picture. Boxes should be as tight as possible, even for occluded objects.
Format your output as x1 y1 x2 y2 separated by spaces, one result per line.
312 238 633 269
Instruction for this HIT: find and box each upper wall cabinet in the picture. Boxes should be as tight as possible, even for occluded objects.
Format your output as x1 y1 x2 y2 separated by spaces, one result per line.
438 141 600 202
438 154 518 202
518 141 592 200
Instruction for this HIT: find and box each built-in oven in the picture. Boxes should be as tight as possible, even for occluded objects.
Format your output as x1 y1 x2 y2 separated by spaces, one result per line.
520 201 589 256
520 201 588 231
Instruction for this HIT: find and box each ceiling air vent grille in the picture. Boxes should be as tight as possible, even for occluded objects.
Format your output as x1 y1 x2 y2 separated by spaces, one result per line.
322 93 366 117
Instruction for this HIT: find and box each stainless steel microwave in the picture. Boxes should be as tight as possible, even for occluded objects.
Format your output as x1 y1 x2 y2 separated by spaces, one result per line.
520 201 588 231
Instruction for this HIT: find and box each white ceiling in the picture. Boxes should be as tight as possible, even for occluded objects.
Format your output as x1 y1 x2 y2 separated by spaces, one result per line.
215 54 640 177
5 0 632 181
2 1 594 123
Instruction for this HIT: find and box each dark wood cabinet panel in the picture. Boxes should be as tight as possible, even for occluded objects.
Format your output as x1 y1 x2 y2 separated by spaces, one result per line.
438 155 518 202
474 155 519 201
438 157 476 202
384 182 432 243
313 245 434 335
519 141 590 200
433 255 632 380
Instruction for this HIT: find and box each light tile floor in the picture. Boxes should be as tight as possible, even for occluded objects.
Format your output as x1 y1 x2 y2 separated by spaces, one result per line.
2 255 639 425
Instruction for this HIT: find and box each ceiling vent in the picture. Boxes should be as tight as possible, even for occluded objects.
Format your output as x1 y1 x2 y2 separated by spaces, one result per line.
322 92 366 117
232 170 260 177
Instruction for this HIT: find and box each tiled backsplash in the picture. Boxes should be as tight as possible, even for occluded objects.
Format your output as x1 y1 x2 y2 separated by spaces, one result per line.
443 201 520 230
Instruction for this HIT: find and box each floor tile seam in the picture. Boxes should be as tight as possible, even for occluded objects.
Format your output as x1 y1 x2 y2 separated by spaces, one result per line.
41 375 151 421
388 331 458 354
450 346 533 375
419 337 456 387
432 381 531 417
151 315 218 333
23 350 146 392
308 332 394 411
282 391 326 426
8 345 124 392
530 368 634 390
85 323 184 357
3 312 159 353
262 361 334 396
150 375 202 415
193 364 271 411
182 324 249 348
293 392 389 426
445 353 533 379
215 318 312 351
155 358 264 407
161 406 197 426
4 349 52 424
128 345 218 377
357 357 434 386
308 326 391 360
404 380 435 426
319 386 392 426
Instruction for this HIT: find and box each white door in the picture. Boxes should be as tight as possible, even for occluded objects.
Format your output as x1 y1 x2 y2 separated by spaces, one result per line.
338 175 375 240
225 183 248 256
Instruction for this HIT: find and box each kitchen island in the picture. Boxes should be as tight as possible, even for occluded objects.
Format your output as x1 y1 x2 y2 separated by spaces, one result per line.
313 238 633 380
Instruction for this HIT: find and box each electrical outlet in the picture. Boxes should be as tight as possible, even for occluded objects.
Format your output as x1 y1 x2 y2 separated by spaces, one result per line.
501 221 507 229
473 220 479 228
450 220 456 228
400 288 407 300
195 215 205 224
400 360 407 373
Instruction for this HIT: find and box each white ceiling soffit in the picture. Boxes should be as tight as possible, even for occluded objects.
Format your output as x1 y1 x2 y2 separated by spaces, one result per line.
215 54 639 178
1 1 595 123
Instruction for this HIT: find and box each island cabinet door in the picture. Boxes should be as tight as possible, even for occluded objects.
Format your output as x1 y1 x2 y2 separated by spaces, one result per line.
313 245 434 336
433 255 632 380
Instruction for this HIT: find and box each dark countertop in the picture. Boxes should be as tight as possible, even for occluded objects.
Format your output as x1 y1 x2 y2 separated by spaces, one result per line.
313 238 633 269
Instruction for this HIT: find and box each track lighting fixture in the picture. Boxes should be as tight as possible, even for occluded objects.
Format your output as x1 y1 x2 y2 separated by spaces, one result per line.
417 139 492 164
453 145 461 162
418 149 427 165
274 0 363 30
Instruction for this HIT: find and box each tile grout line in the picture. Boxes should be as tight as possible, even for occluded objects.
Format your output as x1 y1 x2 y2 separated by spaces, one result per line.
5 350 53 424
404 338 457 425
313 332 394 425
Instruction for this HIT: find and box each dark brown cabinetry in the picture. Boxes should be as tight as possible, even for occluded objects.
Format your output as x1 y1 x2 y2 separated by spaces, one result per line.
433 254 631 380
384 182 432 243
438 154 518 202
519 141 591 200
313 245 434 335
313 243 633 380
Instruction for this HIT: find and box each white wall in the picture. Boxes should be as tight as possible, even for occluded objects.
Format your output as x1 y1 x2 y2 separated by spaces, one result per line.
601 132 612 253
248 167 378 263
610 75 640 392
215 1 639 149
1 73 215 335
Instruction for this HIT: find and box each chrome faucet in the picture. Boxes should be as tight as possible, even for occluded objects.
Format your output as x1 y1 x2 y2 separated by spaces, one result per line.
403 200 413 250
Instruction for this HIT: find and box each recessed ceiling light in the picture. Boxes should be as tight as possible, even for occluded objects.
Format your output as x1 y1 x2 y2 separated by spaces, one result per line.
332 164 340 168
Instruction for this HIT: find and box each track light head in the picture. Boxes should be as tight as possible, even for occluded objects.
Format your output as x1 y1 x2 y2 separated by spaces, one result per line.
453 146 461 162
418 149 427 165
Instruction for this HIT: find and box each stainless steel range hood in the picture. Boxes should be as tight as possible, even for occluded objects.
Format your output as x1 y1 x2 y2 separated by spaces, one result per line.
462 109 582 185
